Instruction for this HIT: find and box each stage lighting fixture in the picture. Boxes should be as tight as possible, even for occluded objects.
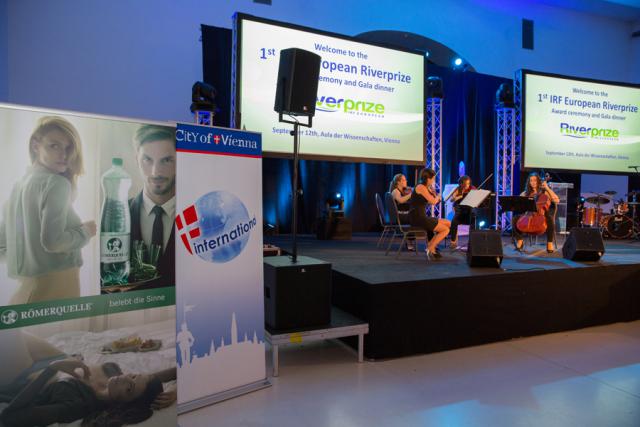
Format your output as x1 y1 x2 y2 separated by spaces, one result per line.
426 76 444 99
326 192 344 211
453 57 463 66
478 220 486 228
495 82 515 108
190 81 218 125
190 81 217 112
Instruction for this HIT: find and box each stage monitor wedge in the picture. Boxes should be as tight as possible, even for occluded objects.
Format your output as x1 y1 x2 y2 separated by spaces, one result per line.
562 227 605 261
233 13 426 165
467 230 503 268
520 69 640 174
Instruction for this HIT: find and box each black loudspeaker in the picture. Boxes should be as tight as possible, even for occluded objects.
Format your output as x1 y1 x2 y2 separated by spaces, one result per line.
426 76 444 99
273 48 322 117
496 83 514 108
264 255 332 330
562 228 605 261
467 230 503 267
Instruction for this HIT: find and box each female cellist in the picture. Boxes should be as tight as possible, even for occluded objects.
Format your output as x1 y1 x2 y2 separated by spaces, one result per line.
513 172 560 253
448 175 474 248
409 168 451 259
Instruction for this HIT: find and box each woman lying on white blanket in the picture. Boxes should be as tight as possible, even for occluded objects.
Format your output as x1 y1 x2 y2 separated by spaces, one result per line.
0 330 176 427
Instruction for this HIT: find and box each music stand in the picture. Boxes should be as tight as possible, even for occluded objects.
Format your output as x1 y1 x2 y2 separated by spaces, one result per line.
460 189 492 231
498 196 536 214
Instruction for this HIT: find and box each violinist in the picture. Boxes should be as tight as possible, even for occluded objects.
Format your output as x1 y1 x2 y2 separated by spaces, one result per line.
389 174 412 208
409 168 451 259
448 175 474 248
513 172 560 253
389 174 415 250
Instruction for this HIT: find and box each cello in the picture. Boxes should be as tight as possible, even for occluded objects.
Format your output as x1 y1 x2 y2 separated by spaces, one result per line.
516 174 551 235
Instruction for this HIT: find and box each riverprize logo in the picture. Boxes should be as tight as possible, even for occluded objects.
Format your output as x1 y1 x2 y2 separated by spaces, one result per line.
560 122 620 140
316 95 385 115
176 191 256 263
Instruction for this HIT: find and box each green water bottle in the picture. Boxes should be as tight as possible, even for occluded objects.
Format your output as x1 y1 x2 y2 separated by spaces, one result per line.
100 158 132 286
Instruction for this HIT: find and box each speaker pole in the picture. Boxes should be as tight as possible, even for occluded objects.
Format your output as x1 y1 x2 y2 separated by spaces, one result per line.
291 120 300 263
279 113 312 263
273 48 320 263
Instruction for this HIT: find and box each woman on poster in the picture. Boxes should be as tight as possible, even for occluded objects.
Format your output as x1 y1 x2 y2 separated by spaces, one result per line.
0 331 176 426
0 116 96 304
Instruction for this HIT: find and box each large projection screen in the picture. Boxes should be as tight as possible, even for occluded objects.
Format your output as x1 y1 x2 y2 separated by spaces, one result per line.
522 70 640 173
233 14 426 165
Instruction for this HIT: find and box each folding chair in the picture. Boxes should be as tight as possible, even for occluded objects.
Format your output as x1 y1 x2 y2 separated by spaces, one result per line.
384 192 428 259
375 193 394 248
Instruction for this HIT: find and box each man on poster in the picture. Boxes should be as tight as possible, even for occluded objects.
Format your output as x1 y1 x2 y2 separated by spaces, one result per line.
130 125 176 288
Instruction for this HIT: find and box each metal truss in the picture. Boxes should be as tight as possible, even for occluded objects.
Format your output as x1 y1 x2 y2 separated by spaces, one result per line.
495 107 516 231
230 14 239 128
426 98 443 218
514 70 523 163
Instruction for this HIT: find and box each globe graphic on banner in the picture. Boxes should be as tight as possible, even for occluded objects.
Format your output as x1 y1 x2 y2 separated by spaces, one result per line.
194 191 251 263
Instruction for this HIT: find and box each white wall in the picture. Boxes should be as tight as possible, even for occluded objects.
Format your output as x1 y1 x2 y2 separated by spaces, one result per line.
1 0 636 122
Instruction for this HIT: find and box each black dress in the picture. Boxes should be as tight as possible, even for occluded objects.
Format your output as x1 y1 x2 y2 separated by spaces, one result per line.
1 378 102 426
1 362 121 427
409 189 439 233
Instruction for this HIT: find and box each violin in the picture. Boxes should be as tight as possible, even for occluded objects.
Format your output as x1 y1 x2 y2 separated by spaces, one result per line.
427 185 439 199
444 184 476 203
516 177 551 235
457 184 476 198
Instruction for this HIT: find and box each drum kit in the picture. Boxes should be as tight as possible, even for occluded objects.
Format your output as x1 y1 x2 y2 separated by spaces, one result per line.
579 190 639 239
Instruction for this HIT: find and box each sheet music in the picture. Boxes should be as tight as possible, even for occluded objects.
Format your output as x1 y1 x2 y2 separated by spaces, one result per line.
461 189 491 208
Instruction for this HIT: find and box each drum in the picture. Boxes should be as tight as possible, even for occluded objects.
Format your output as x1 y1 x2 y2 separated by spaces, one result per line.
614 201 629 215
601 214 633 239
582 207 603 227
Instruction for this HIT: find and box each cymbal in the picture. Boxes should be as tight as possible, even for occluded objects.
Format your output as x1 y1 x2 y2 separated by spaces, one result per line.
604 190 617 195
585 196 610 205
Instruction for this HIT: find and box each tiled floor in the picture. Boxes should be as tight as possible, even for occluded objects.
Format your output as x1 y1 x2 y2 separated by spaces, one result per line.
179 321 640 427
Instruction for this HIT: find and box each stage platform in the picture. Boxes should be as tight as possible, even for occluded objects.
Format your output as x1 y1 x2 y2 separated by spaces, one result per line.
266 233 640 359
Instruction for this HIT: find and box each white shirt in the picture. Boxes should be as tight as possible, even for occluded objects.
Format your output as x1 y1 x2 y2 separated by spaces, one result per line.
140 192 176 252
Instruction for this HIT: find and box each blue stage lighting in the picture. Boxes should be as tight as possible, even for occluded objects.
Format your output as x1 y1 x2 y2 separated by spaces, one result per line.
336 192 342 199
479 220 486 228
454 57 463 67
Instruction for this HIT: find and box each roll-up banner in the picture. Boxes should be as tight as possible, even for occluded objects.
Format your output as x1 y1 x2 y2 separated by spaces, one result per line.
0 103 177 427
174 123 268 413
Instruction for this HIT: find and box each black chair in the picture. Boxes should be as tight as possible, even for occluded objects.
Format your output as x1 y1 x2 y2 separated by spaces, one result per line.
375 193 394 248
384 192 428 259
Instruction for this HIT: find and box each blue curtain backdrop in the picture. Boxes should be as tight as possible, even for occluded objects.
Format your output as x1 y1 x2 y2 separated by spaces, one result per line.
202 25 511 233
